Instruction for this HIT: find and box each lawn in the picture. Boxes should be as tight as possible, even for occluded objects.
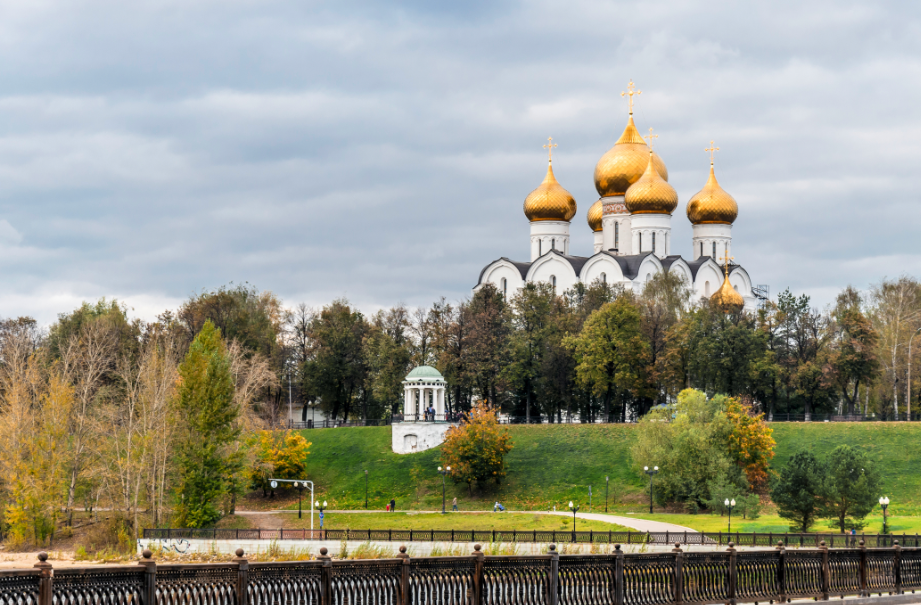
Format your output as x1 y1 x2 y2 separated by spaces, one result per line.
625 512 921 535
284 512 631 532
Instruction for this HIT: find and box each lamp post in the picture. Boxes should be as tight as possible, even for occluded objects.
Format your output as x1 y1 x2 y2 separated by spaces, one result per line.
315 500 328 529
569 501 580 542
293 481 305 519
364 470 369 510
605 476 609 513
909 329 921 419
725 498 737 532
438 466 452 513
643 466 659 514
270 479 315 530
880 496 890 534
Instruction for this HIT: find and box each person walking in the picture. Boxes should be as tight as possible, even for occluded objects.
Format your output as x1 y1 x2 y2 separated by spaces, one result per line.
390 498 396 512
452 497 458 512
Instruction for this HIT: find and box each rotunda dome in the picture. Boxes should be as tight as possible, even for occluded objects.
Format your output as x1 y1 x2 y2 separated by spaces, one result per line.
587 200 603 232
687 166 738 224
624 152 679 215
405 365 444 381
594 117 668 197
710 275 744 313
523 163 577 222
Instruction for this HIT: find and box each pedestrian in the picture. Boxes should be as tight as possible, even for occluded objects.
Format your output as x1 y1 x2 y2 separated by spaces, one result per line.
390 498 396 512
452 497 458 512
493 501 506 512
386 503 390 512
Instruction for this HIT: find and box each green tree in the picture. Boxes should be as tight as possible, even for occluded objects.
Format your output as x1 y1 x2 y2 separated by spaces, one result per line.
462 285 511 408
566 297 649 422
365 306 413 417
505 283 555 422
173 321 240 528
819 444 881 533
829 288 880 415
440 403 513 495
770 450 824 532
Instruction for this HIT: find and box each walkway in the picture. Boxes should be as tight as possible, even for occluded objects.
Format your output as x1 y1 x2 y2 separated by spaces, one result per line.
548 511 696 533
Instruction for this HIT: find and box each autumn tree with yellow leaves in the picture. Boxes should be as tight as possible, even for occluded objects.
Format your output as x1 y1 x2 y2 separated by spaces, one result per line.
440 403 513 496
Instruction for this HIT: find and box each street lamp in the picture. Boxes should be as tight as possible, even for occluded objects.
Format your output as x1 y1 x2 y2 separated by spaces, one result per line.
605 476 610 513
270 479 315 530
293 481 306 519
569 501 580 541
438 466 452 514
880 496 890 534
315 500 328 529
643 466 659 514
725 498 737 532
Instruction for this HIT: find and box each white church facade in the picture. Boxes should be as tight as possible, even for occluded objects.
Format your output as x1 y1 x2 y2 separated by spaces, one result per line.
477 82 758 311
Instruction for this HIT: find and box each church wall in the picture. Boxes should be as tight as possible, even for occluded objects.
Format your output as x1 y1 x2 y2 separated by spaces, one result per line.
630 213 673 258
527 255 578 294
667 262 692 285
482 263 524 297
692 223 732 260
694 264 724 298
529 221 571 260
581 255 626 286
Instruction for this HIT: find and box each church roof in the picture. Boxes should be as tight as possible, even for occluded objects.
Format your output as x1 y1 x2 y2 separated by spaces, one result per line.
405 366 444 381
686 256 740 280
477 257 532 283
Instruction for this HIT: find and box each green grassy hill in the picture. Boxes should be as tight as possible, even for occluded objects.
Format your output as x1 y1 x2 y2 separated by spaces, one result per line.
287 423 921 516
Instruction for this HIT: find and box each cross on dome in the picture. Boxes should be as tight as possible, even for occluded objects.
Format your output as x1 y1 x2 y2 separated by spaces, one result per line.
621 80 641 115
719 251 734 276
706 140 720 166
543 137 557 164
644 127 658 151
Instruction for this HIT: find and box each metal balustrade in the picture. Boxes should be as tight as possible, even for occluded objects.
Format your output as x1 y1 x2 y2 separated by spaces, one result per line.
18 541 921 605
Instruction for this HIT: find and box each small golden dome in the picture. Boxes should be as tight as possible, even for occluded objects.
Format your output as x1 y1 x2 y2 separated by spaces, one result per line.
587 200 603 232
594 116 668 197
711 274 745 313
624 152 679 215
687 165 738 225
523 163 577 222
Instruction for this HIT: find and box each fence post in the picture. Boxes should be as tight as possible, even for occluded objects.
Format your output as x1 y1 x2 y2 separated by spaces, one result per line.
727 542 737 605
547 544 559 605
776 541 786 604
233 548 249 605
34 552 52 605
820 540 829 600
894 540 902 595
614 544 624 605
318 547 332 605
672 543 684 605
858 539 868 597
138 549 157 605
472 544 485 605
397 545 410 605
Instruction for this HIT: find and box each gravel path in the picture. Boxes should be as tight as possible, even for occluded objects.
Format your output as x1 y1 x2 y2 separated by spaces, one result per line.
547 511 696 533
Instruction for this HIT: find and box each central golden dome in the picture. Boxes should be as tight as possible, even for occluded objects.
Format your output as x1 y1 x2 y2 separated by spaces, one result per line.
523 163 577 222
687 165 738 224
624 152 678 215
711 274 744 312
587 199 603 232
594 116 668 197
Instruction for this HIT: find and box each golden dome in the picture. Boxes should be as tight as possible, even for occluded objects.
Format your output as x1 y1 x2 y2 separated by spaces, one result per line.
711 274 744 313
587 200 603 232
624 151 679 215
687 165 738 225
523 163 577 222
594 116 668 197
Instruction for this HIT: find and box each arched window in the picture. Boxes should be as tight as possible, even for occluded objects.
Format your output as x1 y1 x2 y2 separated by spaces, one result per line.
652 232 656 254
538 240 542 256
639 233 643 252
614 222 620 250
551 238 556 251
665 233 668 255
601 272 607 284
700 242 703 258
501 278 507 296
550 275 557 290
705 281 711 296
712 242 716 258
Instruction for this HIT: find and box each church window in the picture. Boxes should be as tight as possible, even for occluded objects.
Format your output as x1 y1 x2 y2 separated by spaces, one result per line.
550 275 557 290
705 281 711 296
614 223 620 250
601 272 607 285
639 233 643 252
712 242 716 258
501 278 507 296
552 238 556 251
652 232 656 254
539 240 542 256
700 242 703 258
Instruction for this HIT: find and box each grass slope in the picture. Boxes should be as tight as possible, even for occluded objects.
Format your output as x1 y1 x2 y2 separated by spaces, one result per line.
290 422 921 518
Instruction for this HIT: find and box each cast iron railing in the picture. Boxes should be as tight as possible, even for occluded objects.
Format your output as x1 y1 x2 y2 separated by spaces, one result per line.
143 527 921 548
19 541 921 605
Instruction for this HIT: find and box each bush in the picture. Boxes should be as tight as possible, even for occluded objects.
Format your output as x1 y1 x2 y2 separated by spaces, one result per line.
684 499 699 515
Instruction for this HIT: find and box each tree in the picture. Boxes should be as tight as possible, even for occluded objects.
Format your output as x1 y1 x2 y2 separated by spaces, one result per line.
462 285 511 408
829 289 879 415
440 402 513 495
770 450 824 532
365 306 413 418
173 321 241 528
724 397 775 491
566 297 649 422
248 430 311 497
505 283 555 422
819 445 881 533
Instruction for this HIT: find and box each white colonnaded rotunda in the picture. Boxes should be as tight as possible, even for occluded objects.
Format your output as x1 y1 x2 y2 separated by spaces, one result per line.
477 81 762 312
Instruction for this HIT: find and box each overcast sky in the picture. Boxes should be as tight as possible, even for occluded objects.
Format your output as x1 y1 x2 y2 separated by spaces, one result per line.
0 0 919 324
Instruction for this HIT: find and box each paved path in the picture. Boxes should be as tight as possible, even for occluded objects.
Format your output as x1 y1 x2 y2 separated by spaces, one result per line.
548 511 697 533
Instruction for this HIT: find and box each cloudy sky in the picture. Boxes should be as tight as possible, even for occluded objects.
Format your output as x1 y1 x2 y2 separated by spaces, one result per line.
0 0 919 324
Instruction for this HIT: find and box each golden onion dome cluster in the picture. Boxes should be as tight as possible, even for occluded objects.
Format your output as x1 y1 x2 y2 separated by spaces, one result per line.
711 274 745 313
586 200 603 232
624 152 679 215
523 163 577 222
594 117 668 198
686 166 738 225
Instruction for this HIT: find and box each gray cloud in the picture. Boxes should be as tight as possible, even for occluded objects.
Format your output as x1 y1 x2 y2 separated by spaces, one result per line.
0 0 920 323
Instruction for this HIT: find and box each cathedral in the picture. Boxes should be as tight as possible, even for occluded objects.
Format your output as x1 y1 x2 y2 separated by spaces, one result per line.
477 82 756 312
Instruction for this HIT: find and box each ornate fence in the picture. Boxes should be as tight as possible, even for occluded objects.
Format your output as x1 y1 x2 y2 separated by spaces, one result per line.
143 527 921 549
18 541 921 605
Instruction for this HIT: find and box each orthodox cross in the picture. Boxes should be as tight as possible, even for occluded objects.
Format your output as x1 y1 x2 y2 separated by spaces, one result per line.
719 250 734 276
543 137 557 163
706 140 720 166
644 127 658 151
621 80 641 115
